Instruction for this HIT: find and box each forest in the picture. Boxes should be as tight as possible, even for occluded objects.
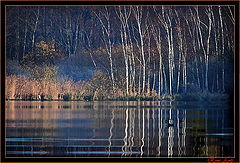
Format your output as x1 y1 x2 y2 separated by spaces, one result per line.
5 6 234 101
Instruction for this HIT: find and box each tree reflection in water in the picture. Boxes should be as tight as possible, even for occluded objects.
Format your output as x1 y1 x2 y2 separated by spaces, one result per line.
6 101 233 157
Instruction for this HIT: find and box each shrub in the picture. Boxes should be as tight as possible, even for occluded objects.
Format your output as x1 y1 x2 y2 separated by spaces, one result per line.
115 96 139 101
115 96 157 101
47 95 53 101
172 92 229 102
206 92 229 102
83 95 93 101
76 93 84 100
160 94 172 101
180 93 200 101
63 93 72 101
139 96 156 101
172 94 181 101
128 96 140 101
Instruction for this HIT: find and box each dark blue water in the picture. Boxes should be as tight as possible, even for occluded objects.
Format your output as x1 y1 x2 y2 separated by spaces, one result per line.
5 101 234 157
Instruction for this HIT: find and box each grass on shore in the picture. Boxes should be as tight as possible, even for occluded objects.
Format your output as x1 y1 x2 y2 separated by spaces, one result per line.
109 91 229 103
6 91 229 103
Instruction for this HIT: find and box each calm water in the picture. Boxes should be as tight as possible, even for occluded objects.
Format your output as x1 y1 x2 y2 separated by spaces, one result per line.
5 101 234 157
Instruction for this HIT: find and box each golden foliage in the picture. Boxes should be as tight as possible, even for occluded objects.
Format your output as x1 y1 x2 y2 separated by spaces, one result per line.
5 76 86 100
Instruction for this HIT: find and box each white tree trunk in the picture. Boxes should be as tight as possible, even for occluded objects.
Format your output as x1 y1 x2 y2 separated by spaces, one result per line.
31 7 40 52
219 6 225 92
133 6 146 95
95 7 115 90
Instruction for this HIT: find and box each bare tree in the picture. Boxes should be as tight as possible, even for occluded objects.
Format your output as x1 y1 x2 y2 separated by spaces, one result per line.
116 6 132 95
22 10 28 59
151 21 164 96
195 6 212 91
94 7 115 91
31 7 40 53
175 9 183 93
158 6 175 95
128 30 136 95
133 6 147 95
84 29 97 68
218 6 225 92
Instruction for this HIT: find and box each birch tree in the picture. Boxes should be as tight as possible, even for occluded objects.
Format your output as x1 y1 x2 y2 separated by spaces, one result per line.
218 6 225 92
64 8 81 57
31 7 40 53
127 23 136 95
195 6 212 91
160 6 174 95
175 9 183 93
133 6 147 95
94 7 115 91
22 10 28 59
151 21 164 96
116 6 132 96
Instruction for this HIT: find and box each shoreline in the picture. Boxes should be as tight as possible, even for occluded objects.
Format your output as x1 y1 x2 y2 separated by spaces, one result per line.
5 92 230 103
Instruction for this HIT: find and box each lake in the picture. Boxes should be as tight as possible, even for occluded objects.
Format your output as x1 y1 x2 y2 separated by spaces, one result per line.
5 101 234 158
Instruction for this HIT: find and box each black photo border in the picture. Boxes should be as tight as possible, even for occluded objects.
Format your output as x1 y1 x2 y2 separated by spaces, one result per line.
0 1 239 162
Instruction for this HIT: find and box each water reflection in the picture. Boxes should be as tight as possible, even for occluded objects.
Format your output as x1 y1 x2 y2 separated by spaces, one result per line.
6 101 233 157
108 109 114 157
